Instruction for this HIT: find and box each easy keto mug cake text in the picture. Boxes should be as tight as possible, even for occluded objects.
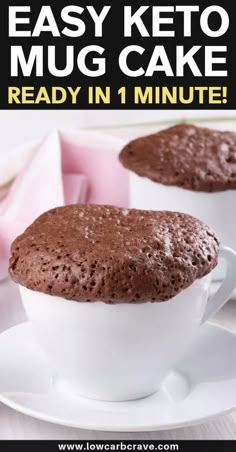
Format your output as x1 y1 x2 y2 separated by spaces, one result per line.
9 205 236 401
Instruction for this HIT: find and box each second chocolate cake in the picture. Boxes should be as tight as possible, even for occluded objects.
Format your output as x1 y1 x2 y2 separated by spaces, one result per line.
119 124 236 192
9 205 219 303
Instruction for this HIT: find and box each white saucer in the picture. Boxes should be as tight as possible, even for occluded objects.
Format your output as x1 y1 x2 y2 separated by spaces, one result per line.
0 322 236 432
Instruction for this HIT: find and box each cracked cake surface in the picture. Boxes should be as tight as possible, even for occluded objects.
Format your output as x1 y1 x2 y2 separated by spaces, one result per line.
119 124 236 192
9 204 219 303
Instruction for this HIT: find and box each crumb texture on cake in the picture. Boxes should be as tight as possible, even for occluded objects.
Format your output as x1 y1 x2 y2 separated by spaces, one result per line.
9 205 219 303
119 124 236 192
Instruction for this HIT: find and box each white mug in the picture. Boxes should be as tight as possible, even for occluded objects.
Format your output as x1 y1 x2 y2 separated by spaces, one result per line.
19 245 236 402
129 172 236 280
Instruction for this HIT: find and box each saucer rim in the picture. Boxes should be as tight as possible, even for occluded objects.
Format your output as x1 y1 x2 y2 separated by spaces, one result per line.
0 321 236 432
1 392 236 433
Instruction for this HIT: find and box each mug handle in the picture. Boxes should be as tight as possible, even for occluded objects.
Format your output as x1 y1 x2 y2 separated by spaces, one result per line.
201 245 236 324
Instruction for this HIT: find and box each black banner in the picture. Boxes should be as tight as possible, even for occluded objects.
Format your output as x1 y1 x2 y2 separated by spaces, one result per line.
0 441 235 452
0 0 235 109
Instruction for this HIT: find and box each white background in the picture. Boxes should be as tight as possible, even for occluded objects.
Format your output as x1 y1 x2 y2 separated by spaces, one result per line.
1 110 236 153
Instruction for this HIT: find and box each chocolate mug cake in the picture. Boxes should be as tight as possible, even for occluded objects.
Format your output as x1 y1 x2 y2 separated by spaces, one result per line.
119 124 236 280
9 204 219 303
119 124 236 192
9 204 236 402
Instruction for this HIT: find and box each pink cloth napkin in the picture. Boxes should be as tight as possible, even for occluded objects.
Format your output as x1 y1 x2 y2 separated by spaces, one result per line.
0 129 129 281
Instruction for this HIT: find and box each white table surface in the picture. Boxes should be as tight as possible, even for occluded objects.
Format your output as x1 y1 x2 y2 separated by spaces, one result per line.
1 111 236 440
